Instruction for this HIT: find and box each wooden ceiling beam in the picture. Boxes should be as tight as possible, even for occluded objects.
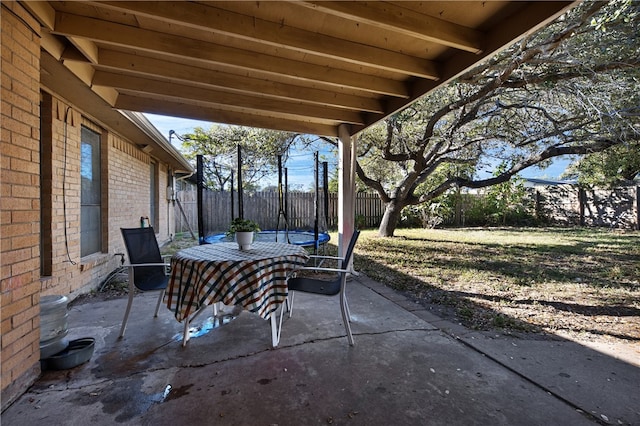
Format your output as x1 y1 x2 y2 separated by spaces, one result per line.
53 12 410 97
97 50 385 113
41 31 66 60
94 71 365 125
300 1 484 54
22 0 56 30
115 94 340 137
350 1 575 135
68 36 99 64
97 1 439 80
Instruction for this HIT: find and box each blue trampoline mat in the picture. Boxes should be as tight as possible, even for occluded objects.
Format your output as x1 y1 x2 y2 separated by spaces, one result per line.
204 230 330 247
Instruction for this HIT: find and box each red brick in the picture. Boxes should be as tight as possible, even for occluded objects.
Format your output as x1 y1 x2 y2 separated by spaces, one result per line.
0 295 32 320
9 157 38 175
1 210 11 225
8 280 39 303
1 248 31 266
1 169 32 185
1 329 38 369
15 209 39 222
11 305 38 335
1 223 31 238
11 234 38 251
12 184 39 199
10 258 38 277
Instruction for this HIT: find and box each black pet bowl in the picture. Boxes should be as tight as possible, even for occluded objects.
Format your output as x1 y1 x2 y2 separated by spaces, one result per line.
41 338 95 370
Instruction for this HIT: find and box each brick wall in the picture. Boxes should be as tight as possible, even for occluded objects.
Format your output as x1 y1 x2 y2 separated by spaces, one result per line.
107 137 174 246
109 132 153 243
39 97 174 297
1 1 43 408
2 3 176 407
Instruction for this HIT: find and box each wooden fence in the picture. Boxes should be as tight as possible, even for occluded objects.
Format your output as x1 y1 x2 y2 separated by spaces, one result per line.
174 189 386 236
174 184 640 235
532 185 639 229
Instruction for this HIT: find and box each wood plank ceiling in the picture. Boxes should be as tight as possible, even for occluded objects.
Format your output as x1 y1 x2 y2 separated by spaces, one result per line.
28 1 576 138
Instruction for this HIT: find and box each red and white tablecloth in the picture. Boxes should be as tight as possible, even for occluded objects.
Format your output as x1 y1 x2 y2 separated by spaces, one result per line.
167 242 309 322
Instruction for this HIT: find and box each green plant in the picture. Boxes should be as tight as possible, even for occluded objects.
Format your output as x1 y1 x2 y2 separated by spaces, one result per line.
226 218 260 235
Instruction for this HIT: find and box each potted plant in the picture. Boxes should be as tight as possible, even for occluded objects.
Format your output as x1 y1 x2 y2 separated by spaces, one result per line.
227 218 260 249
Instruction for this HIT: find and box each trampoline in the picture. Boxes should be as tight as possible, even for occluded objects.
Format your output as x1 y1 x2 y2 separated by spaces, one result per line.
194 151 331 253
204 230 330 248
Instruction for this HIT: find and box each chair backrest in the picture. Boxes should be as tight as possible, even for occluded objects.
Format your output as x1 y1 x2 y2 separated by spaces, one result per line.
120 227 166 291
340 230 360 271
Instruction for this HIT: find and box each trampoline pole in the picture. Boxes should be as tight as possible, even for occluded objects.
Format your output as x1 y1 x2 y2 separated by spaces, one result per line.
284 167 289 241
276 155 290 243
322 161 329 255
314 152 319 255
197 155 204 244
276 155 282 236
237 144 243 219
230 169 235 219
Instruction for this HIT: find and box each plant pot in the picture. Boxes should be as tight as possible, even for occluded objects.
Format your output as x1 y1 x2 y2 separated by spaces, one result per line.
235 231 254 250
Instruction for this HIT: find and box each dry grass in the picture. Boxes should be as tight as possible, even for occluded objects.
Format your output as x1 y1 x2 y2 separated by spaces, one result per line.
348 227 640 344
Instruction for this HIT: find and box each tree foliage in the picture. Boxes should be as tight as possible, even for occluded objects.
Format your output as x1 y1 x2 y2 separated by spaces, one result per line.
180 125 297 191
562 141 640 188
339 0 639 236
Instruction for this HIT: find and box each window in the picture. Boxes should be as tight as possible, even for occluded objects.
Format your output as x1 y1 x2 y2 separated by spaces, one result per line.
81 126 102 256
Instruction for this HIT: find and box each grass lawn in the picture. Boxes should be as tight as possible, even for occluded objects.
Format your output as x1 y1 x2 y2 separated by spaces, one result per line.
347 227 639 344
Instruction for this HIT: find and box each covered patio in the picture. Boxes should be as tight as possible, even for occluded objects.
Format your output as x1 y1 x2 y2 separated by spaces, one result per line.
24 0 578 248
5 0 605 417
3 272 638 424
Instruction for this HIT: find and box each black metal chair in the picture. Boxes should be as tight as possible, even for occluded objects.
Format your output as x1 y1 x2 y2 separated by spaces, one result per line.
279 230 360 345
119 227 170 338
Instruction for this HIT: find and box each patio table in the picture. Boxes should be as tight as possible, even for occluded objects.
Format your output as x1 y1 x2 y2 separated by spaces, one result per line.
166 242 309 347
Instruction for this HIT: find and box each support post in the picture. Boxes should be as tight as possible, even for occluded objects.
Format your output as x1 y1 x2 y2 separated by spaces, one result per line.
338 124 356 265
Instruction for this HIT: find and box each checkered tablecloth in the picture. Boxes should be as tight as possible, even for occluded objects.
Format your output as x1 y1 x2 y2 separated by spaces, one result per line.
166 242 309 322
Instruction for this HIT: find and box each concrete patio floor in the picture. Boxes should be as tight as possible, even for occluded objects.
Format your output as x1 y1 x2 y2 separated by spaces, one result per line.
3 275 639 425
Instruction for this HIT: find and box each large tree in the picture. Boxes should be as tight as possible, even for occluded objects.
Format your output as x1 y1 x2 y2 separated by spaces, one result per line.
332 0 639 237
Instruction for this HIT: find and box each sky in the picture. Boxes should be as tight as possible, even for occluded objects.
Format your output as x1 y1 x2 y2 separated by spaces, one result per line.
144 113 571 189
145 113 332 190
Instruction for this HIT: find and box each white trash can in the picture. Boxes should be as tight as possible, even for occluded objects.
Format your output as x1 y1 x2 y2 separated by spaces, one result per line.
39 295 69 359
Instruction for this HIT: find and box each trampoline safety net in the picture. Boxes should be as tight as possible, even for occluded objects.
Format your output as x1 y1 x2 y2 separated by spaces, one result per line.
195 153 330 247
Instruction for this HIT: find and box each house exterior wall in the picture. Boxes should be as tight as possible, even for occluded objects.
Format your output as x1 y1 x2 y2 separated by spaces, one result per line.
38 96 175 298
1 2 178 408
1 1 43 409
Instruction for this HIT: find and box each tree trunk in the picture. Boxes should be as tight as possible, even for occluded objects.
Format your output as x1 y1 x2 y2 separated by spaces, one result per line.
378 200 405 237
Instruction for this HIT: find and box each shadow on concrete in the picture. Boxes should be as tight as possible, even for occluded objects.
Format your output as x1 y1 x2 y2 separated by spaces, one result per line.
2 274 638 425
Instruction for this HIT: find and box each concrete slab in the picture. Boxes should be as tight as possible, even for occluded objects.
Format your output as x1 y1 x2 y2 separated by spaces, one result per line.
456 331 640 425
2 277 637 425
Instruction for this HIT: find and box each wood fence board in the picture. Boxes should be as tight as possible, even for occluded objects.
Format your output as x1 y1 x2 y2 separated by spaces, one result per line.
174 185 639 235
